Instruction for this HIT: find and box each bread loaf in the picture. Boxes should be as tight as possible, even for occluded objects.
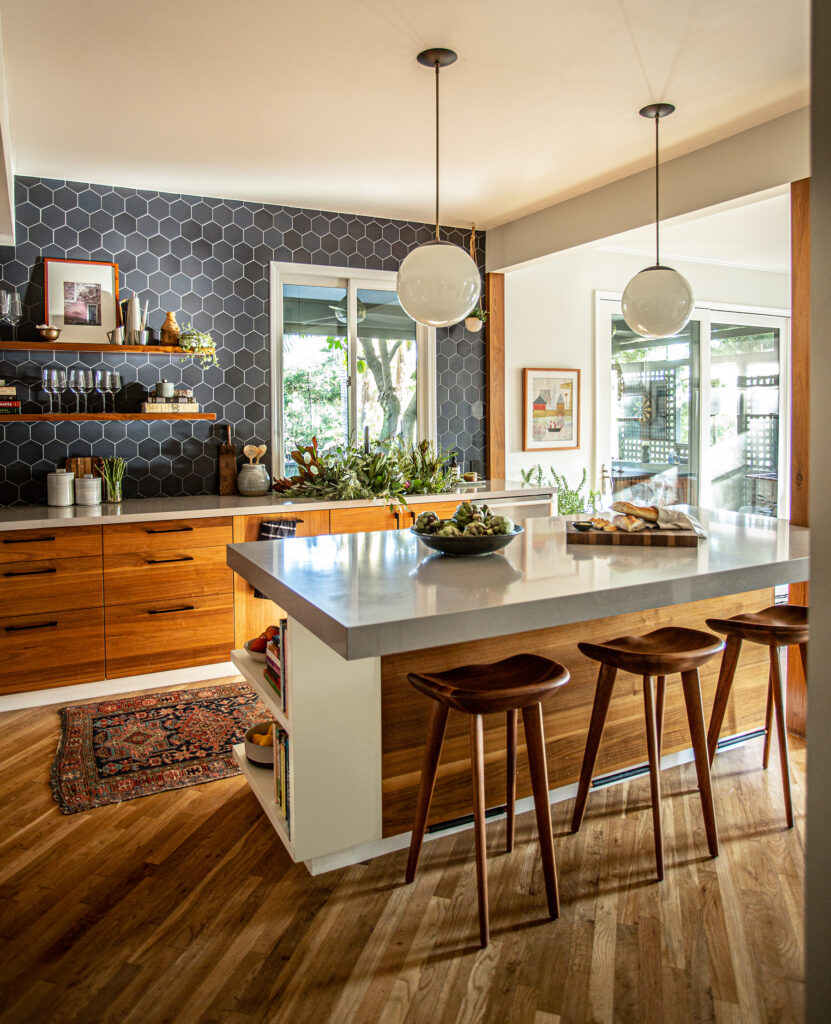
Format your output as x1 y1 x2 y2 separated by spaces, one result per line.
611 501 659 523
613 514 648 532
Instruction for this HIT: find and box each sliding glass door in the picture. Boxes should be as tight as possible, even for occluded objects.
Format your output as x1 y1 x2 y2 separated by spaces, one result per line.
597 299 789 515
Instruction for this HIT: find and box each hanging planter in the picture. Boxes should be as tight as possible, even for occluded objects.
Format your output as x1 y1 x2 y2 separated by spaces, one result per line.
178 323 219 368
465 307 487 332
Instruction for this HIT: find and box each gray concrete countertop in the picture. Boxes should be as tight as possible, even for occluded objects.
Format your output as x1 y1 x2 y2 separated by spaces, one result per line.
0 481 554 530
226 509 809 660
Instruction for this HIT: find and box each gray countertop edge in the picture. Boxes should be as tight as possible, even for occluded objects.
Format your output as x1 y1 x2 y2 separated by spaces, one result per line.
226 544 809 661
0 482 555 531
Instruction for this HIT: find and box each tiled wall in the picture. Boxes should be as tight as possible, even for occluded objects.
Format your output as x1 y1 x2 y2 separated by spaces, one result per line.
0 177 486 505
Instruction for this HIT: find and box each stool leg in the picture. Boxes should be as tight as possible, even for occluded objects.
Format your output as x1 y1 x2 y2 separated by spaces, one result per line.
506 709 517 853
470 714 490 947
656 675 666 763
769 646 794 828
799 642 809 682
681 669 719 858
571 662 617 833
643 675 664 881
707 636 743 766
405 702 449 884
762 675 774 769
522 701 559 919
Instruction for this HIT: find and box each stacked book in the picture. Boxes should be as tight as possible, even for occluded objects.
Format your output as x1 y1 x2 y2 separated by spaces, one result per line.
0 380 20 413
262 619 288 716
140 401 201 413
275 728 290 832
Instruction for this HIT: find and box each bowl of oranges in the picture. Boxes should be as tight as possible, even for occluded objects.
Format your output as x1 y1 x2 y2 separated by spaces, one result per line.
244 624 279 662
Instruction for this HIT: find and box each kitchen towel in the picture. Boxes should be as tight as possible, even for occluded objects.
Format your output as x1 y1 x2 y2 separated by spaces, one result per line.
254 519 300 599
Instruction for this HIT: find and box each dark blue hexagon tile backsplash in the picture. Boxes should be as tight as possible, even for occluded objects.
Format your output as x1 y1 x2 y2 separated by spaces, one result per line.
0 176 486 505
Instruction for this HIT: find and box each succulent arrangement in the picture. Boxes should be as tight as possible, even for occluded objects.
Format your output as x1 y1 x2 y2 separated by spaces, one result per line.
521 464 601 516
413 501 515 537
178 323 219 368
272 437 456 506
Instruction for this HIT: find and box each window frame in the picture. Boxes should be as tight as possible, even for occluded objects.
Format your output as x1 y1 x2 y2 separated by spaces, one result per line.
269 262 436 472
595 291 791 515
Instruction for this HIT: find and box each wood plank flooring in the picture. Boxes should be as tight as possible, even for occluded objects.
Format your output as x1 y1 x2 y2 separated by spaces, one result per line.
0 676 804 1023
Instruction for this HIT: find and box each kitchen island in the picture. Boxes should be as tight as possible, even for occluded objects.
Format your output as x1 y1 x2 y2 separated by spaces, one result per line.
227 509 808 873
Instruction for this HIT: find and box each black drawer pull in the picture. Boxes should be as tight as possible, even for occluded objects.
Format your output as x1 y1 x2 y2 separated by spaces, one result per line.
147 605 195 615
144 556 194 565
3 567 58 578
5 620 58 632
2 535 56 544
145 526 194 534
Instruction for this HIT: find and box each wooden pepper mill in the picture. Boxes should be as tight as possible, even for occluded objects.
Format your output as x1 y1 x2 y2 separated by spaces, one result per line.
160 311 180 347
218 425 238 495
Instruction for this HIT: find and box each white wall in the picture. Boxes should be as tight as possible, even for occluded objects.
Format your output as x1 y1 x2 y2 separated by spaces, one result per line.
504 247 790 492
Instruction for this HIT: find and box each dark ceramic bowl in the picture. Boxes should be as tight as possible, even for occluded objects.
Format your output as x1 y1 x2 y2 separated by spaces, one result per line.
410 524 524 557
570 521 593 532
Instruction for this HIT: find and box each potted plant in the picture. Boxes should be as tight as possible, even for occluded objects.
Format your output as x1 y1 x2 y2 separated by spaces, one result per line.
464 306 488 332
178 323 219 368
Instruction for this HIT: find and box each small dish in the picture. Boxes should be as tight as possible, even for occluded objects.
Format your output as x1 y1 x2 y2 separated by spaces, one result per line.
36 326 61 342
245 722 275 766
570 521 593 532
244 639 267 662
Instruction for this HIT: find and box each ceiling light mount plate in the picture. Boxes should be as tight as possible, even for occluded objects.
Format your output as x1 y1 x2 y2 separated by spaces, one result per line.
639 102 676 119
417 48 458 68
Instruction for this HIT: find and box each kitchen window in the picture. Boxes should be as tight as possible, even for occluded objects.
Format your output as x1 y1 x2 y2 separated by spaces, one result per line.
270 263 435 477
595 296 791 516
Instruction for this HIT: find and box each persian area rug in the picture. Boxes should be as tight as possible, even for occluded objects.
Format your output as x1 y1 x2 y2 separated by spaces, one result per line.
50 683 269 814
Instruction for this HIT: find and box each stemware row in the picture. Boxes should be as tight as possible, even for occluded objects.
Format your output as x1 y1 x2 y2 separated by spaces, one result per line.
40 368 122 414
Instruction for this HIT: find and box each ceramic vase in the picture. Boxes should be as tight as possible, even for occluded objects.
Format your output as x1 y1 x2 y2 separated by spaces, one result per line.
237 463 271 496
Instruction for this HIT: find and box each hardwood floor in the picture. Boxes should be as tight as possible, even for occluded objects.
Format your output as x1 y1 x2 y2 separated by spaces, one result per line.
0 676 804 1023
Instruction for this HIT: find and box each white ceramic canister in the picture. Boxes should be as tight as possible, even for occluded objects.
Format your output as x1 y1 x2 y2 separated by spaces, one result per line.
74 474 102 506
47 469 75 507
237 463 271 496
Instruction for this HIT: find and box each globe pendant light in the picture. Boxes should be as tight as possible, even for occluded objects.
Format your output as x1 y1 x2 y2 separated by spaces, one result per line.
621 103 694 339
396 48 480 327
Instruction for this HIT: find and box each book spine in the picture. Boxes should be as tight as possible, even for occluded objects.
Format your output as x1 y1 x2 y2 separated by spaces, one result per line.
280 618 288 716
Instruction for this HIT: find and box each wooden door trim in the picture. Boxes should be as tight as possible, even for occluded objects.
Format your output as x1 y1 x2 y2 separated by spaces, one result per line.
485 272 505 481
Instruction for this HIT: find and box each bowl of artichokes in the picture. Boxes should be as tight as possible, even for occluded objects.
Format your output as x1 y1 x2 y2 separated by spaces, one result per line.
410 501 524 556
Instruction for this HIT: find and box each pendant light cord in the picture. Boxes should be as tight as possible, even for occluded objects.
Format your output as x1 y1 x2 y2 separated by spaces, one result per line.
434 59 440 240
654 113 660 266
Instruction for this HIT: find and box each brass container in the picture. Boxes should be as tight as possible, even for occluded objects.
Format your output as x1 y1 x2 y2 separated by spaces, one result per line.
160 311 180 347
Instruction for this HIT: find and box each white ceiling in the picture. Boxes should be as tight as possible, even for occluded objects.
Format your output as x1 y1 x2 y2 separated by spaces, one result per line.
1 0 809 229
597 189 791 272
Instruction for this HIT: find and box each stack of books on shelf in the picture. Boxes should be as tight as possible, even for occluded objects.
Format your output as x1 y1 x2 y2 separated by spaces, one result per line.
275 728 290 832
263 620 289 716
0 380 21 413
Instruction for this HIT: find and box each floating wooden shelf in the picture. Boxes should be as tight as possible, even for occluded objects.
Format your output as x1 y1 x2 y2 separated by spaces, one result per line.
0 341 183 355
0 412 216 422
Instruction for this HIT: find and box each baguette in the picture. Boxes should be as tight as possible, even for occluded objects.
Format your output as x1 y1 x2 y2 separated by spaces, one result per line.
611 501 659 523
613 514 648 532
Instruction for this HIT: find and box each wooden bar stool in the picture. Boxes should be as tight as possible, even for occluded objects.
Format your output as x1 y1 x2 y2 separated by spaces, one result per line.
570 627 725 880
405 653 570 948
705 604 808 829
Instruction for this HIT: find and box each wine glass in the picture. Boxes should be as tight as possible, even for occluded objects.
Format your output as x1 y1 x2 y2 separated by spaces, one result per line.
6 294 22 341
109 372 122 412
55 369 66 413
99 370 113 413
93 370 108 414
41 368 54 413
80 369 94 413
0 290 9 330
68 369 82 413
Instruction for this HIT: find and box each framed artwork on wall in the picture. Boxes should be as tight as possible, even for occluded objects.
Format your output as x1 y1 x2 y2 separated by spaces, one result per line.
43 258 120 344
522 367 581 451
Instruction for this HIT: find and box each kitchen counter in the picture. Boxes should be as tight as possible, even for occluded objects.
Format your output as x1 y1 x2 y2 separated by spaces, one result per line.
227 508 809 660
0 481 554 530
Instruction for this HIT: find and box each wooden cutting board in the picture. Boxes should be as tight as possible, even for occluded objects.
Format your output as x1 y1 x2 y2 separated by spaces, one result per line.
566 523 700 546
65 456 105 479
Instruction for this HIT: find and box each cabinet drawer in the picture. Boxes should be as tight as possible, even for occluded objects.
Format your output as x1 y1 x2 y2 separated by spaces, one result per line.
407 500 464 524
104 546 232 606
329 506 407 534
104 592 234 678
0 526 102 563
103 517 232 555
0 607 105 694
0 556 103 615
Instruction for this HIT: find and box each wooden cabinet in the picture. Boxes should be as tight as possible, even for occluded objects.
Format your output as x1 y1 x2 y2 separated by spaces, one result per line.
104 592 234 678
329 505 407 534
103 517 231 554
232 510 330 648
104 546 231 606
0 526 104 695
0 607 105 694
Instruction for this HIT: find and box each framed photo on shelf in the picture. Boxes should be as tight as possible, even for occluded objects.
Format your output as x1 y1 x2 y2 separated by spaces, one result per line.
43 258 119 344
522 367 581 451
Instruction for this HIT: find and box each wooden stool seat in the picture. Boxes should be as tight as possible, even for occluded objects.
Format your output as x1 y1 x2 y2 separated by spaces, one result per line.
705 604 808 828
578 626 725 676
406 653 569 948
572 626 724 880
408 652 570 713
